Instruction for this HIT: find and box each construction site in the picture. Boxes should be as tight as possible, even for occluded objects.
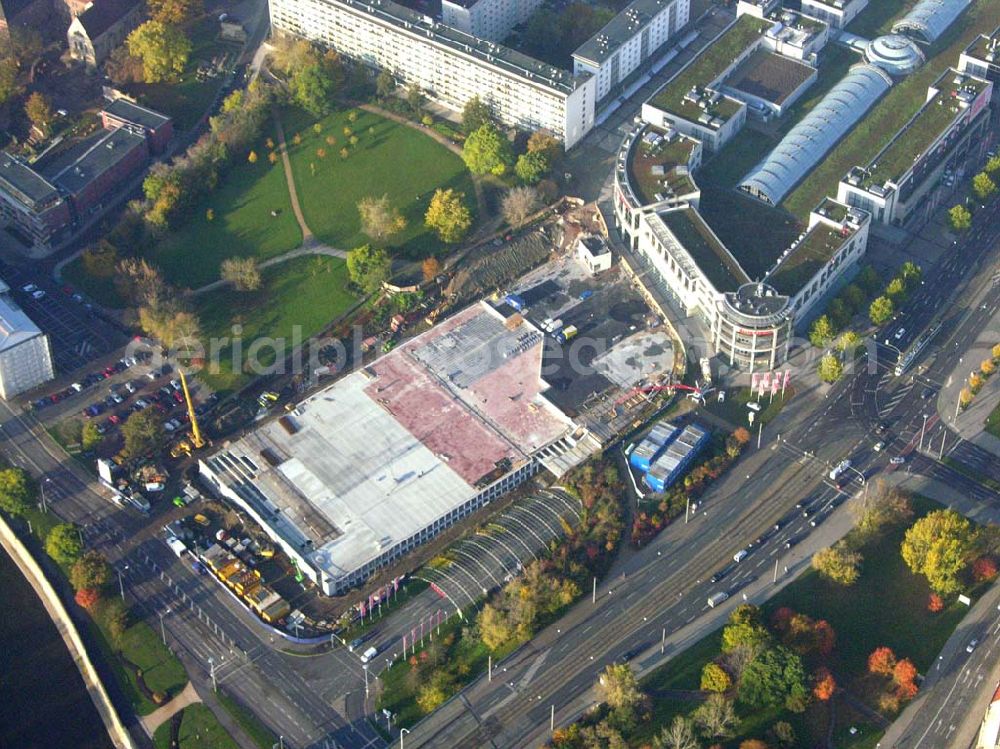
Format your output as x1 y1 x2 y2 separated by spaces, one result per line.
198 205 684 599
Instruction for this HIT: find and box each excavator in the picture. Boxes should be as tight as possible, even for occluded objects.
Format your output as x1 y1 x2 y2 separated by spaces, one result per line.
169 370 208 459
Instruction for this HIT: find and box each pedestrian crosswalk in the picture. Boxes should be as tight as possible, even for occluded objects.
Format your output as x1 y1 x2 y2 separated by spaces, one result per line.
878 382 914 418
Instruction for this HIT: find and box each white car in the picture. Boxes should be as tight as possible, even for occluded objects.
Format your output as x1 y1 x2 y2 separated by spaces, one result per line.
31 290 46 300
873 441 885 452
170 379 182 391
21 283 37 293
890 456 906 465
967 639 979 653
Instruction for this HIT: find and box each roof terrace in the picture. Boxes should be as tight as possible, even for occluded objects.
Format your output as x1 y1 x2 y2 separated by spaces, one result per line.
766 223 850 295
648 14 770 124
626 126 699 204
659 207 750 292
862 69 989 186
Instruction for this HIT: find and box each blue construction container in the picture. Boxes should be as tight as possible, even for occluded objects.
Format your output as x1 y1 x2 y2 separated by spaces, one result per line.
505 293 526 311
629 422 680 472
643 422 710 493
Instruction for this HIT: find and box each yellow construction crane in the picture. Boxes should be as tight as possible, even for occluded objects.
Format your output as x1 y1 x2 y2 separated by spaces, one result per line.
179 369 206 450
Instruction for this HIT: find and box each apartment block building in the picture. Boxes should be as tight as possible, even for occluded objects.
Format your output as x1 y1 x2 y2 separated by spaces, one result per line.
441 0 542 42
572 0 690 103
269 0 596 147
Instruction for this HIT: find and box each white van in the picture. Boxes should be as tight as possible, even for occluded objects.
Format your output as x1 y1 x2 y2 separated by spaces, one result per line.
733 550 748 563
707 591 730 608
361 646 378 663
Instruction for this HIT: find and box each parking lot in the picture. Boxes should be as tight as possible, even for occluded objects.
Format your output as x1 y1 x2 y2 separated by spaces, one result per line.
0 262 128 373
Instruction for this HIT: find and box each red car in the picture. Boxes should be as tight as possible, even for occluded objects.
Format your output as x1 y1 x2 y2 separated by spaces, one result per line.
173 391 185 404
108 414 121 425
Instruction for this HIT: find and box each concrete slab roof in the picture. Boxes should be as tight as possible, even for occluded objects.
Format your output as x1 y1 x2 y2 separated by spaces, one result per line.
0 287 44 353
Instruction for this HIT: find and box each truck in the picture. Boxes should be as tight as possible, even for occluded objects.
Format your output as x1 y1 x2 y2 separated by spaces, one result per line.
165 536 188 558
555 325 578 344
828 459 852 482
707 591 729 608
361 646 378 663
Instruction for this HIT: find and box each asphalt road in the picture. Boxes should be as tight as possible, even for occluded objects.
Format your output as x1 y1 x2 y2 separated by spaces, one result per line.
397 177 1000 749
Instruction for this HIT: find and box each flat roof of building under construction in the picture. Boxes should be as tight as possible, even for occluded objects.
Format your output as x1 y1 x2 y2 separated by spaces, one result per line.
204 302 576 586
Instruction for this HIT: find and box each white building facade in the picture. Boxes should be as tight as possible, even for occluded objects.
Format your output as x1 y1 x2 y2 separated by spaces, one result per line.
800 0 868 29
0 283 55 400
269 0 596 147
572 0 690 103
441 0 542 41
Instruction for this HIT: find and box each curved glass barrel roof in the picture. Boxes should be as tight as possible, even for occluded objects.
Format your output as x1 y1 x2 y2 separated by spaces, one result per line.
737 64 893 206
891 0 972 44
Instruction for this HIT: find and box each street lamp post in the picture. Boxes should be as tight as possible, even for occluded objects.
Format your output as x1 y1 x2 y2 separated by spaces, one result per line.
159 608 171 646
116 566 128 602
208 657 218 692
400 728 410 749
39 477 51 513
919 413 929 452
363 664 369 699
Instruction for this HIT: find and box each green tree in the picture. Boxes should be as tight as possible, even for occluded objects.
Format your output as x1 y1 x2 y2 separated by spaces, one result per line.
809 315 835 348
857 265 882 296
973 172 998 201
147 0 202 24
721 621 770 654
100 598 129 645
812 543 862 585
478 602 515 650
986 156 1000 175
869 295 894 326
738 646 807 711
357 194 407 241
24 91 53 135
346 244 391 295
462 96 494 134
220 257 262 291
843 284 865 311
46 523 83 565
416 670 454 713
653 715 700 749
900 261 922 285
949 204 972 232
0 59 22 106
527 129 562 162
121 408 164 459
886 277 906 299
425 188 472 244
700 662 731 693
70 550 111 592
81 420 103 450
127 21 192 83
597 663 643 712
692 694 737 739
818 353 843 383
406 83 424 113
515 150 549 184
836 330 862 353
0 467 35 516
901 509 976 595
375 68 395 99
462 122 513 176
291 63 335 116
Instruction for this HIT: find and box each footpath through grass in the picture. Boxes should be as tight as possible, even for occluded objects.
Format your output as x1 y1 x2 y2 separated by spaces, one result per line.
153 704 240 749
638 495 976 748
147 122 302 289
193 254 357 395
282 107 476 258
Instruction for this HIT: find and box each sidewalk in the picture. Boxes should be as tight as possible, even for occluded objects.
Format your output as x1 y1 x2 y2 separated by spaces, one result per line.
934 252 1000 457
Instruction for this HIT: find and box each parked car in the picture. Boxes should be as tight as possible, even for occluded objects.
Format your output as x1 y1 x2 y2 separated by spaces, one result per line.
31 290 45 300
21 283 37 293
890 456 906 465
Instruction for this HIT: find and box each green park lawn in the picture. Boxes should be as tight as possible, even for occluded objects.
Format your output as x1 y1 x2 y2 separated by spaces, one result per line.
147 124 302 289
281 107 476 257
193 255 357 394
637 496 975 748
986 400 1000 439
153 704 239 749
